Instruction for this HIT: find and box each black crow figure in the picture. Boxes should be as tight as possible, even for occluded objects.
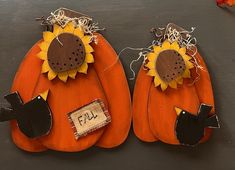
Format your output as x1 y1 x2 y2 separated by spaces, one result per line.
175 103 219 146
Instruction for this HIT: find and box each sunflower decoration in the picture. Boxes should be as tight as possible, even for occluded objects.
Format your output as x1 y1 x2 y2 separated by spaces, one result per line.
37 22 94 82
145 40 194 91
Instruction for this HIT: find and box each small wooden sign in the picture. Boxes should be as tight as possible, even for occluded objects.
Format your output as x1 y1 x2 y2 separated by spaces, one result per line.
68 100 111 139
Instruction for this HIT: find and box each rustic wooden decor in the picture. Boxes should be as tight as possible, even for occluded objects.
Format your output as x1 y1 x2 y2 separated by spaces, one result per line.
47 33 86 73
133 23 218 146
2 8 132 152
156 50 186 83
62 8 90 18
0 92 52 138
175 104 219 146
7 33 132 152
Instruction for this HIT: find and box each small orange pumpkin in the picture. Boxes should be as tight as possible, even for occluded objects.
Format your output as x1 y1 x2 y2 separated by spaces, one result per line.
133 24 219 146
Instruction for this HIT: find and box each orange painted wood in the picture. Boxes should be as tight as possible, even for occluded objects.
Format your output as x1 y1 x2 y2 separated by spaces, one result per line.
132 66 157 142
9 34 132 151
34 65 108 152
192 52 215 143
148 79 200 144
11 41 47 152
93 34 132 148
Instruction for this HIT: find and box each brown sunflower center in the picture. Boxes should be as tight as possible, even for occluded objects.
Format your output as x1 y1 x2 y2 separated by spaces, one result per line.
47 33 86 73
155 50 186 83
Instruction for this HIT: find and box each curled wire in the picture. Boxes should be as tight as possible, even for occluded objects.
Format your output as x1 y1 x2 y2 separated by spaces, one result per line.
129 50 149 80
103 47 149 73
103 38 159 79
151 25 205 85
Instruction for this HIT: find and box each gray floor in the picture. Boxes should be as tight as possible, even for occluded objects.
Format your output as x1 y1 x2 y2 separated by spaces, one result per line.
0 0 235 169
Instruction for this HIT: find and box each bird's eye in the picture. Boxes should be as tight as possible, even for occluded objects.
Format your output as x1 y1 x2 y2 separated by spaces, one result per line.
182 111 185 114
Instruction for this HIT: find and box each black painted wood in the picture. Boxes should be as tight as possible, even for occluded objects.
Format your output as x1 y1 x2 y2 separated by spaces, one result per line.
0 0 234 169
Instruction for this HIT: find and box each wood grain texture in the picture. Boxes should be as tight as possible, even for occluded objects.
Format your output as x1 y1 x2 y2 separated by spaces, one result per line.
93 34 132 148
10 41 47 152
0 0 234 169
47 33 86 73
156 50 186 83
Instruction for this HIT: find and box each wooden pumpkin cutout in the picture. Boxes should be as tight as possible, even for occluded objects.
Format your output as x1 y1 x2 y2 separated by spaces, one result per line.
4 8 131 152
133 23 219 146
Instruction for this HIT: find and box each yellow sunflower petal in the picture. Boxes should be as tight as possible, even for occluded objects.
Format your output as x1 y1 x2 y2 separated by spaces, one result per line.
146 61 155 69
82 36 92 45
153 46 162 53
74 28 84 38
43 31 55 42
160 82 168 91
171 41 180 51
48 70 57 80
58 72 69 82
162 40 171 49
37 51 47 60
154 77 161 87
39 42 49 52
53 24 63 36
176 77 183 85
182 69 191 78
179 47 186 54
85 45 94 53
182 54 192 61
68 69 78 79
78 62 88 74
147 69 157 76
147 52 157 61
169 80 177 89
85 53 94 63
185 60 194 69
64 22 75 33
41 61 50 73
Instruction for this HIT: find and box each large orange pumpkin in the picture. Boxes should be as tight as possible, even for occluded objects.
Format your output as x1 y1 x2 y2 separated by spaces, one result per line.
10 32 131 152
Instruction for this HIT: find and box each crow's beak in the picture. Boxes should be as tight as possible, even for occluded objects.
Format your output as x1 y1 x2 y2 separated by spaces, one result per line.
39 90 49 101
175 107 182 116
